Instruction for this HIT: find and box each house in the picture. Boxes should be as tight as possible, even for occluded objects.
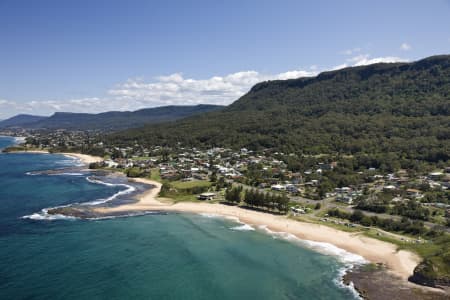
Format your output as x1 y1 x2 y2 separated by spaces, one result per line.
104 160 119 168
291 207 305 214
406 189 423 199
383 185 397 191
336 194 354 204
285 184 299 193
335 187 351 193
197 192 215 200
271 184 285 191
429 172 444 180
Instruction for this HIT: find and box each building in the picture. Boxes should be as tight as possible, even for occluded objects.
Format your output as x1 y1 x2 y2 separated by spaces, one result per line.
197 193 216 200
271 184 285 191
406 189 423 199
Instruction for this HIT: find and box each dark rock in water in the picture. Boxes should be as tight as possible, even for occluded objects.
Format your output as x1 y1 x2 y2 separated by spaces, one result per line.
344 264 450 300
47 206 99 219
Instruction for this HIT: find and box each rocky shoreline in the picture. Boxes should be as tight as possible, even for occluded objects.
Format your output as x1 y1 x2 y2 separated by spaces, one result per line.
344 264 449 299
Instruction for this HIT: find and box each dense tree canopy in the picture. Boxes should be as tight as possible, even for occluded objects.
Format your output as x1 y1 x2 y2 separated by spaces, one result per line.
108 55 450 165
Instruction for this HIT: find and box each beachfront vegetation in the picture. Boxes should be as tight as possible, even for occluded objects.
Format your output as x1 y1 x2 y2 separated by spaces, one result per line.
327 208 431 235
326 207 450 287
159 180 212 203
224 186 243 204
224 186 290 213
243 189 290 213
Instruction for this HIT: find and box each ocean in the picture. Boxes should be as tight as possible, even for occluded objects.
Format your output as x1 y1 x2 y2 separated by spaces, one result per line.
0 136 361 299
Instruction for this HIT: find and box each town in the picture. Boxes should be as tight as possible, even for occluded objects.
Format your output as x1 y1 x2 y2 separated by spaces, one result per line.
3 128 449 238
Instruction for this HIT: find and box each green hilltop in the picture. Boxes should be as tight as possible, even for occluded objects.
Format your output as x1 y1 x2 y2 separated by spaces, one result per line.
109 55 450 166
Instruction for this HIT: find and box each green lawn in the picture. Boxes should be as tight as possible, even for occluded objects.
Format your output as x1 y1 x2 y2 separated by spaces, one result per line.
132 156 152 161
159 179 214 203
170 180 211 189
149 168 162 182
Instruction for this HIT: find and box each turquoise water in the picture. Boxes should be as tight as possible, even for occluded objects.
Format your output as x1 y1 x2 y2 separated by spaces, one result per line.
0 135 17 149
0 137 360 299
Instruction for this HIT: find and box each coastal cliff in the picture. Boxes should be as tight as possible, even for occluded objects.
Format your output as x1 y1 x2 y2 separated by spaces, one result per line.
409 259 450 289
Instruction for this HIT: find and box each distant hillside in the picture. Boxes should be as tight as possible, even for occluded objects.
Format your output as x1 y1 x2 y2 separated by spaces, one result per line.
110 55 450 163
0 105 224 131
0 114 47 128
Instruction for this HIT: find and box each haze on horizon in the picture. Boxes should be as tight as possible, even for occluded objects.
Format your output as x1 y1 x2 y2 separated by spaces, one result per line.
1 0 450 119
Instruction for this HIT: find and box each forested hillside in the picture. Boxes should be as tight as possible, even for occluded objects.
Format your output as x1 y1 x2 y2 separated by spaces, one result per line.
0 114 47 127
0 105 223 131
110 55 450 164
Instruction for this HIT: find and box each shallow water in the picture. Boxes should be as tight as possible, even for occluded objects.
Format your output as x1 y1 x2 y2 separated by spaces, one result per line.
0 137 360 299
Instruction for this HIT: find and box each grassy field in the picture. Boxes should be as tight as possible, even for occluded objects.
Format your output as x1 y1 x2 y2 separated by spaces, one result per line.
170 180 211 189
131 156 152 161
149 168 162 182
158 178 214 203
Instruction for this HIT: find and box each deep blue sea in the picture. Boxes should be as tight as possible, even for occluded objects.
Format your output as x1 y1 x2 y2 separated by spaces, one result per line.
0 136 361 299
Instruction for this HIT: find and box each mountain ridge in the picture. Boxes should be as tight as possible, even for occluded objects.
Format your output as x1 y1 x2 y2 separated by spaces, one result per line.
0 104 224 131
109 54 450 164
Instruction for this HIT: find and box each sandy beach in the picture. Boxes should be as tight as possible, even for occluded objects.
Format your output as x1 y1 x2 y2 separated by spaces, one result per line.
61 153 103 165
9 149 103 166
94 178 422 283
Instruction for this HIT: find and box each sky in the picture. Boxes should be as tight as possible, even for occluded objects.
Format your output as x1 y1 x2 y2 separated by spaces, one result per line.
1 0 450 119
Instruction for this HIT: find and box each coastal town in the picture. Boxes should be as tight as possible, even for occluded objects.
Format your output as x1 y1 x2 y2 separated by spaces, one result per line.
2 127 450 295
2 2 450 299
3 129 449 236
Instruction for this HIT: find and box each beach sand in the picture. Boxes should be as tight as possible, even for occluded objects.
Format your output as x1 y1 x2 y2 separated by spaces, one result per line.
94 178 422 283
11 150 103 166
61 153 103 165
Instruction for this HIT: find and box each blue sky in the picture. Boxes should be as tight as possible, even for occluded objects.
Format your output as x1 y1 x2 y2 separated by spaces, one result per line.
1 0 450 118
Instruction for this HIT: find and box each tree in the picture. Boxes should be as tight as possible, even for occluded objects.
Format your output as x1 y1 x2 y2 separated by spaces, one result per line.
350 210 364 223
360 216 373 227
225 186 242 204
210 171 217 183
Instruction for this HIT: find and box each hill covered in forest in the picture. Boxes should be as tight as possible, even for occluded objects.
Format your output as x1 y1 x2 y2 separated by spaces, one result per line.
109 55 450 165
0 105 223 131
0 114 47 128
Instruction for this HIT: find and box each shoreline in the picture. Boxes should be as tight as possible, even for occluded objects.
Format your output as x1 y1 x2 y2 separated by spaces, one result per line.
6 149 103 166
10 149 445 295
95 178 421 282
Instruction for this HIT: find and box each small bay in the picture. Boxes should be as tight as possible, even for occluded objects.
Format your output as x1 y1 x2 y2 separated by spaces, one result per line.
0 137 359 300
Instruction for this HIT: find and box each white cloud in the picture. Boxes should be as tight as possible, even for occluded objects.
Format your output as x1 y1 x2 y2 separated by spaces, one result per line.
330 64 349 71
331 54 408 71
340 47 361 55
348 54 407 66
400 43 412 51
108 69 318 107
1 53 409 119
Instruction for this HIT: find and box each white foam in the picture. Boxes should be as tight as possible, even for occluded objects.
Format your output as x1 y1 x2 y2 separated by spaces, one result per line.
230 224 255 231
22 208 78 221
198 213 221 218
57 158 84 167
257 225 367 265
49 172 84 176
334 266 363 299
84 176 136 205
25 171 39 176
22 176 137 220
14 137 26 144
22 208 158 221
256 224 365 298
